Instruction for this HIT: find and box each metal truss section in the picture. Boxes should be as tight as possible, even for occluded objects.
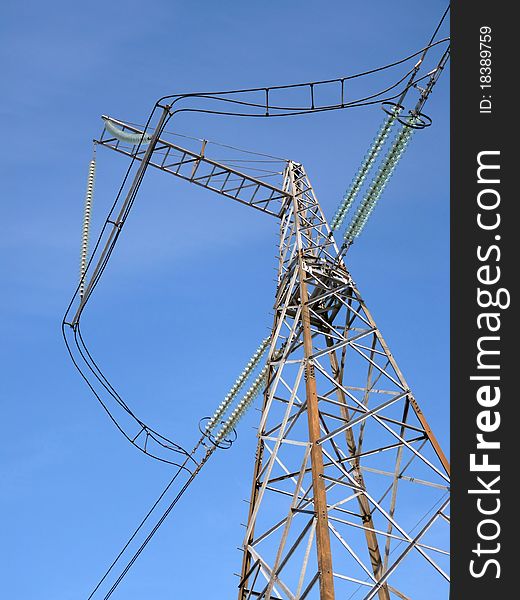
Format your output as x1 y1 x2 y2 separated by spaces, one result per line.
96 117 289 217
238 162 450 600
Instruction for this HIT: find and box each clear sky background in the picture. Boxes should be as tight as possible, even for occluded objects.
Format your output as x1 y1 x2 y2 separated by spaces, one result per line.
1 1 449 598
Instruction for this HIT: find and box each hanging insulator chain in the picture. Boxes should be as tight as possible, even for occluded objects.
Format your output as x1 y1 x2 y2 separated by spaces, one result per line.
343 116 417 244
331 105 402 231
205 337 271 433
213 363 269 444
79 147 96 297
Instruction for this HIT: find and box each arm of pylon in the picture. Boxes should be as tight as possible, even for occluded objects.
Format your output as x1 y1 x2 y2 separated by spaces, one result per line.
97 116 288 218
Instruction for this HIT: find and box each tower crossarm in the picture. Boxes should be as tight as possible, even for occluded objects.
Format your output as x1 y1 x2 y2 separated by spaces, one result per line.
96 116 290 218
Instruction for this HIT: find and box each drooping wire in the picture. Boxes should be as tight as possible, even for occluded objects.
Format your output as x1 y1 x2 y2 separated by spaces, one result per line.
97 454 210 600
62 105 190 464
157 38 449 113
162 60 442 122
66 115 196 465
72 322 193 466
86 455 193 600
86 347 273 599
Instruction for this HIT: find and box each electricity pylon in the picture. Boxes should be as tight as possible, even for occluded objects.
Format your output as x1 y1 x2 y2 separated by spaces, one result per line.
237 161 450 600
71 115 450 599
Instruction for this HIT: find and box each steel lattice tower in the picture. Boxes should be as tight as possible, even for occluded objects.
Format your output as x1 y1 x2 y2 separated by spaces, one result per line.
237 161 450 600
66 102 450 598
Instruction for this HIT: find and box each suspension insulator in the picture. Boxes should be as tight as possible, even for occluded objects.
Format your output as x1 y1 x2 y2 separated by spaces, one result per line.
343 117 416 243
79 148 96 297
213 364 269 444
331 105 402 231
205 337 270 433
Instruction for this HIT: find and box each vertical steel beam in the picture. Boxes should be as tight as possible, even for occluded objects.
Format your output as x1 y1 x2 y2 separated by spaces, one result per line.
290 163 335 600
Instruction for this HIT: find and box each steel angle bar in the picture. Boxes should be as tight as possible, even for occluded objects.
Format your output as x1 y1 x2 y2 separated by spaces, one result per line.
247 546 293 600
351 343 389 357
348 345 408 392
337 436 426 465
278 372 306 400
310 328 378 361
304 313 346 345
326 488 365 510
256 347 304 436
333 573 373 587
305 284 352 308
267 468 312 487
323 442 449 577
262 402 306 438
359 466 449 490
342 386 401 396
252 515 293 548
320 472 364 495
298 571 320 600
295 518 317 598
382 413 407 570
262 437 309 448
317 392 410 445
317 399 423 433
376 440 428 509
244 379 305 542
328 522 378 583
363 499 451 600
263 442 309 493
313 360 447 481
327 515 448 555
264 518 320 600
313 359 382 410
238 558 260 583
329 295 375 330
263 453 312 529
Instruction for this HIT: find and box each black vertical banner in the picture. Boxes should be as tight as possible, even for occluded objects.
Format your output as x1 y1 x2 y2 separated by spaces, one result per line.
451 3 514 598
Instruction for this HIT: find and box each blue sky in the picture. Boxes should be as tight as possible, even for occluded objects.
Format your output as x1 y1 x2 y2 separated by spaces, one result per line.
1 1 449 598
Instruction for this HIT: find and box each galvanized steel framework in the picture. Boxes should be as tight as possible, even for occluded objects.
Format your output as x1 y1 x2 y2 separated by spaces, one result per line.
236 162 450 599
75 114 450 599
